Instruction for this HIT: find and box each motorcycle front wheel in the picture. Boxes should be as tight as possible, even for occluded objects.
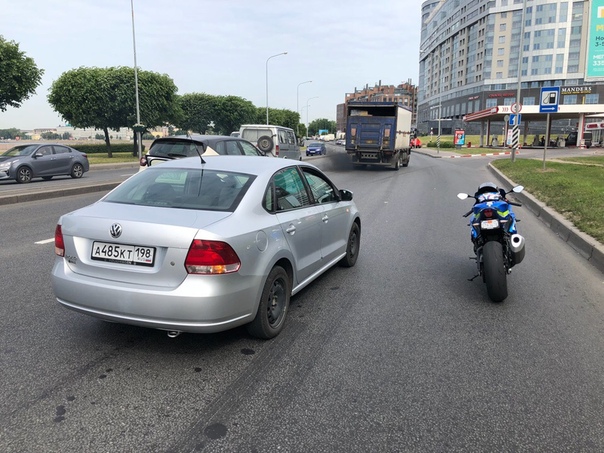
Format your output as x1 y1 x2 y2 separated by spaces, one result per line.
483 241 508 302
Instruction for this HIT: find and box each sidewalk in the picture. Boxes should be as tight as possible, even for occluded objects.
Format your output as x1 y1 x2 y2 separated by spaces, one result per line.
413 146 604 274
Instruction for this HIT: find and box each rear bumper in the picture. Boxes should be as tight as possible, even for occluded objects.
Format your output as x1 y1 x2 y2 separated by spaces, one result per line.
51 258 261 333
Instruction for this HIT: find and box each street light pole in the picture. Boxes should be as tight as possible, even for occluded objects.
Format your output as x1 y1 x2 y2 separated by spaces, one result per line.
297 80 312 136
130 0 142 159
306 96 319 135
511 0 527 162
266 52 287 125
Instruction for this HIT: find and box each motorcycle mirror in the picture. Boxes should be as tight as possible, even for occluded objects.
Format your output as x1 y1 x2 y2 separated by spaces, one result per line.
457 193 469 200
512 185 524 193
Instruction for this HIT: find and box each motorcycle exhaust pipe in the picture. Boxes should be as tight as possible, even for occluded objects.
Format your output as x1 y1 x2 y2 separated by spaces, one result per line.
510 234 526 265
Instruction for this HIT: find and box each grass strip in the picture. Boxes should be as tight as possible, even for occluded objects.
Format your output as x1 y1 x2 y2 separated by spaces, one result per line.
492 158 604 243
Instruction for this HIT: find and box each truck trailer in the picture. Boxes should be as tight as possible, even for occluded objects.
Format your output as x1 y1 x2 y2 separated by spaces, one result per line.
345 101 412 170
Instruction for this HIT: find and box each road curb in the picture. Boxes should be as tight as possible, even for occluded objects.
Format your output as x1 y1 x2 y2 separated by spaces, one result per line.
488 163 604 275
0 182 121 206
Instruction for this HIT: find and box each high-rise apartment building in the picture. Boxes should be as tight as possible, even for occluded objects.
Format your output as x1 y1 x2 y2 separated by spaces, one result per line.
418 0 604 143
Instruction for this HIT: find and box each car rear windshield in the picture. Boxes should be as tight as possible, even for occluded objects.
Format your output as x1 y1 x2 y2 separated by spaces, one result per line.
149 140 203 158
241 129 272 142
104 167 255 211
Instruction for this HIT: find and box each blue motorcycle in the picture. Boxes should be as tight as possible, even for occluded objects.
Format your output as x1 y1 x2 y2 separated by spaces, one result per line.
457 182 526 302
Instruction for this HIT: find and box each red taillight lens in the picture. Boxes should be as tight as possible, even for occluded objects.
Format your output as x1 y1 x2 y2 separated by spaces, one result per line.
275 144 279 156
484 209 494 218
185 240 241 274
139 157 147 166
55 224 65 257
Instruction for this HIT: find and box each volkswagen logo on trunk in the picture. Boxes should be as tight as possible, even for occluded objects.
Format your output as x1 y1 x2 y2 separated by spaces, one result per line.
110 223 122 238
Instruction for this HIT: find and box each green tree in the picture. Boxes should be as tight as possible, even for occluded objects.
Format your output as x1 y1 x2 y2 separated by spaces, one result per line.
41 131 60 140
214 95 257 135
0 128 23 139
176 93 219 134
308 118 336 136
0 36 44 112
254 107 300 131
48 66 179 156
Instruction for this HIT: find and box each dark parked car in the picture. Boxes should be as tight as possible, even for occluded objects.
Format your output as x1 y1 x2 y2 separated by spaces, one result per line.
306 142 326 156
139 135 264 170
565 131 592 148
0 143 89 183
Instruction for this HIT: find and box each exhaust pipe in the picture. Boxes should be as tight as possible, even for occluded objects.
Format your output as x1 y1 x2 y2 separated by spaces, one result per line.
510 234 526 265
167 331 182 339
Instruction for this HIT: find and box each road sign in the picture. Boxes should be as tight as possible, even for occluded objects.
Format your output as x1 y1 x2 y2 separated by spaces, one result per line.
509 114 521 126
540 87 560 113
511 102 522 114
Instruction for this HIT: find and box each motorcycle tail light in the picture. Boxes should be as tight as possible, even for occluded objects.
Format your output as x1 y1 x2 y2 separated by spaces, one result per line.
484 208 494 218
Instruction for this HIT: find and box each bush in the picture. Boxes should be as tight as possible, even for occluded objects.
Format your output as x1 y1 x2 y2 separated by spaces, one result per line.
426 140 455 148
70 143 145 154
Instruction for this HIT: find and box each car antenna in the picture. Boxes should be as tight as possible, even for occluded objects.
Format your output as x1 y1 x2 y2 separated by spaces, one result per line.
187 131 205 197
188 131 206 165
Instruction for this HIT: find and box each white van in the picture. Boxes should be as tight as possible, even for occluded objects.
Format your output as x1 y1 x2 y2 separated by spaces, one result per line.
239 124 302 160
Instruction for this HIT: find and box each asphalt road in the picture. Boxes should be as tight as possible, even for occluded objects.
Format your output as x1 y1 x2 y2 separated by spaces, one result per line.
1 149 603 452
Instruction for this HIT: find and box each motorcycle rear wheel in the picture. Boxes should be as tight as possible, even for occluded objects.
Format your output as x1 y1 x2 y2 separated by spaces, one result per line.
483 241 508 302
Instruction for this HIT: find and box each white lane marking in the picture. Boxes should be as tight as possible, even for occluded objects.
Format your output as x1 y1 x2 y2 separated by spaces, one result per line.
36 238 54 245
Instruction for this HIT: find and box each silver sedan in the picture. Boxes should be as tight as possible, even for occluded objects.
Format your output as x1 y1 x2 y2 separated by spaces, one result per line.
52 155 361 339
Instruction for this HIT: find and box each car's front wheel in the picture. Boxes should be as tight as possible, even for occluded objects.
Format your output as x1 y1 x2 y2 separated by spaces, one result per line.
71 163 84 179
247 266 291 339
16 166 33 183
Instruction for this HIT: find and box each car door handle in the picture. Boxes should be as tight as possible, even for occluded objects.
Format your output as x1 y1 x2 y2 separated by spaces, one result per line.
285 225 296 235
322 215 329 223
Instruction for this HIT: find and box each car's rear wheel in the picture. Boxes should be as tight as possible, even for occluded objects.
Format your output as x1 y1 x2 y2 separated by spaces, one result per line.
16 166 33 183
71 163 84 179
340 222 360 267
247 266 290 339
257 136 274 153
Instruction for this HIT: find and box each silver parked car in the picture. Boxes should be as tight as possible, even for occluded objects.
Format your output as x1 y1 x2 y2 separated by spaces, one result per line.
52 155 361 339
0 143 89 183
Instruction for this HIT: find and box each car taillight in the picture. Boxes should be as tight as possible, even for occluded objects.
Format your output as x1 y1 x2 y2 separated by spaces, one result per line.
484 208 494 218
275 144 279 156
55 224 65 257
139 157 147 166
185 240 241 274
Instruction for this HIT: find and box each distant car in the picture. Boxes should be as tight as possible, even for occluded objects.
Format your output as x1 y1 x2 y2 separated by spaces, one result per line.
239 124 302 160
335 139 345 146
139 135 264 170
306 142 326 156
230 131 240 137
0 143 89 183
52 155 361 339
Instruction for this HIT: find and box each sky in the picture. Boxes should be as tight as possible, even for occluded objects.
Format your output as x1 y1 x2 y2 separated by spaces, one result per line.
0 0 424 130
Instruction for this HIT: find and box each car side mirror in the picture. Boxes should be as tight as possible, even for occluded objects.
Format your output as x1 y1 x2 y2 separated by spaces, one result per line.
340 189 353 201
